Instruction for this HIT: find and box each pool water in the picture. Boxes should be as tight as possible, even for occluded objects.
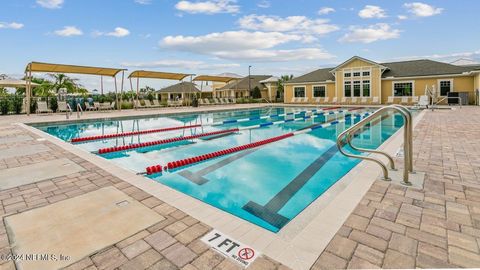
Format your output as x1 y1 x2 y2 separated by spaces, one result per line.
35 106 406 232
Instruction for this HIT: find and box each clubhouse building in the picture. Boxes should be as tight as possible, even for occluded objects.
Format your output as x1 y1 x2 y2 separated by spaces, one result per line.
284 56 480 105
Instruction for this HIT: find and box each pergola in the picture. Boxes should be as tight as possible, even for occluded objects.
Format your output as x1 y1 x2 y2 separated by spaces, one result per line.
193 75 239 98
128 70 194 107
25 61 126 115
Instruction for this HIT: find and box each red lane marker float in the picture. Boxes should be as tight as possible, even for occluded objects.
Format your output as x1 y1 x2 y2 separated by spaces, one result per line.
71 124 203 143
145 132 294 175
98 128 239 154
322 106 342 111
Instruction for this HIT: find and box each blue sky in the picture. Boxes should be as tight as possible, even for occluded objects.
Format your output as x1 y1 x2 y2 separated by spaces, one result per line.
1 0 479 90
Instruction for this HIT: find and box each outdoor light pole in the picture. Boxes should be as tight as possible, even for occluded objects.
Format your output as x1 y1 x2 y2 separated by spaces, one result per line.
248 65 252 97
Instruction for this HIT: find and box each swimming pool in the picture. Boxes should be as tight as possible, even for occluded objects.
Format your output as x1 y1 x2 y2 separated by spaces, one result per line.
35 106 406 232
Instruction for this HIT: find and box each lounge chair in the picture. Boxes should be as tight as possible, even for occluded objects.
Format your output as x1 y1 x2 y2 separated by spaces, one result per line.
203 99 211 105
135 100 146 109
36 101 52 114
400 96 409 105
351 97 358 104
144 100 155 108
222 98 230 104
213 98 222 105
360 97 368 104
323 97 330 103
94 102 101 111
57 101 68 112
198 99 205 106
387 96 395 104
231 98 237 104
411 96 419 104
85 102 95 111
340 97 347 104
418 95 429 108
152 100 163 107
331 97 338 104
372 97 380 104
110 102 116 110
314 97 321 103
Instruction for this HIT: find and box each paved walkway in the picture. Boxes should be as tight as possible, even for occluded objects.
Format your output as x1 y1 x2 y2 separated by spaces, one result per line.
312 107 480 269
0 106 479 269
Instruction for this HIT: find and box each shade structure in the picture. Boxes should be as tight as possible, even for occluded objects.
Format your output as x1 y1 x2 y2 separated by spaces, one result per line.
0 78 39 88
128 70 192 81
25 62 126 77
193 75 238 83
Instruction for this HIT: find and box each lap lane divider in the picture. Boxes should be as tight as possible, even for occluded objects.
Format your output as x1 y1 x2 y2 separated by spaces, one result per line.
142 111 370 175
71 106 343 144
97 107 365 155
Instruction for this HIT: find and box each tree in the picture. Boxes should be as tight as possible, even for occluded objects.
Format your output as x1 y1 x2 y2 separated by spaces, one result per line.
277 74 294 98
0 87 7 96
48 73 81 94
252 86 261 99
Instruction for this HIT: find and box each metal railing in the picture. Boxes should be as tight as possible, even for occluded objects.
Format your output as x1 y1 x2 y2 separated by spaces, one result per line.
336 105 413 185
432 96 462 109
76 103 83 118
66 103 73 119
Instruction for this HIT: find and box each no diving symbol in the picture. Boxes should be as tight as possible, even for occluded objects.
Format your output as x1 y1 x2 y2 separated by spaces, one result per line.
238 247 255 260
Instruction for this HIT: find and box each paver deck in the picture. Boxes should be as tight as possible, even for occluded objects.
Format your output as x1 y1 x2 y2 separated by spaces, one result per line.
0 105 478 269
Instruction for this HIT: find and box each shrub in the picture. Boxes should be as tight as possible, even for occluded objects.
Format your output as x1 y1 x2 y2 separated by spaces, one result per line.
121 101 133 110
50 97 58 112
252 86 262 99
147 92 154 102
12 95 23 114
0 98 9 115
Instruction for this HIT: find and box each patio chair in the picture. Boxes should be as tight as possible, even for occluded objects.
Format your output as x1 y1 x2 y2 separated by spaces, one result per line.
331 97 338 104
418 95 429 108
386 96 395 104
411 96 419 104
213 98 222 105
57 101 68 112
36 101 52 114
203 99 211 105
340 97 348 104
360 97 368 104
198 99 205 106
400 96 409 105
85 102 95 111
152 100 163 107
372 97 380 104
144 100 155 108
222 98 230 104
323 97 330 103
93 102 101 110
110 102 116 110
351 97 358 104
135 100 146 109
231 98 237 104
314 97 321 103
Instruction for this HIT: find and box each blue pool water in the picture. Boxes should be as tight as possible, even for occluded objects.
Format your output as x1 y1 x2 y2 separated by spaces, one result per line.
34 106 406 232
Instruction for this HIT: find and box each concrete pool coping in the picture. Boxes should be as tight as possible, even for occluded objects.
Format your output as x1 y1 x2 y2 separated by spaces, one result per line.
17 105 427 270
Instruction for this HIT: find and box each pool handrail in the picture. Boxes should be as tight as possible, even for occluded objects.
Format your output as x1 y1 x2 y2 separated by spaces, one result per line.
336 105 413 185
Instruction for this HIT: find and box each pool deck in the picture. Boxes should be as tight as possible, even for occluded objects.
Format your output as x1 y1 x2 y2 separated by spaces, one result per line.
0 104 479 269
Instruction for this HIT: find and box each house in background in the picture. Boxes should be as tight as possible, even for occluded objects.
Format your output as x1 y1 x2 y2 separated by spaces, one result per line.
156 82 212 101
285 56 480 105
215 75 279 101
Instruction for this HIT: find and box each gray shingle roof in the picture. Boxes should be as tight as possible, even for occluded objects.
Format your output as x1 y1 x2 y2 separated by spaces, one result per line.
381 59 473 78
287 68 335 83
218 75 272 90
287 59 477 84
157 82 200 93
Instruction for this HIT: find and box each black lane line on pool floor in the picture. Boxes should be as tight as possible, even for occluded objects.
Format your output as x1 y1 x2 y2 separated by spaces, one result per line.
178 148 258 185
242 144 339 229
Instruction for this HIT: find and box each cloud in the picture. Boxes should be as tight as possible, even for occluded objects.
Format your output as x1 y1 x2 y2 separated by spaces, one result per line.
397 15 408 20
358 5 387 18
257 0 270 8
0 22 24 29
94 27 130 37
36 0 63 9
339 23 400 43
134 0 151 4
54 26 83 36
404 2 443 17
160 30 334 62
121 59 240 70
318 7 335 15
389 50 480 62
175 0 239 14
238 15 339 36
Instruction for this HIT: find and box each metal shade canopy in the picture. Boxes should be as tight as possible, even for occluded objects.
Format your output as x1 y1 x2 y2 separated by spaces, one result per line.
25 62 126 77
193 75 238 83
128 70 192 81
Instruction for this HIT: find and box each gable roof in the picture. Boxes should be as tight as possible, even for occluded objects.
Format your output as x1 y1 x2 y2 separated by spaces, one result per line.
288 68 334 83
330 56 387 72
218 75 271 90
381 59 472 77
157 82 200 93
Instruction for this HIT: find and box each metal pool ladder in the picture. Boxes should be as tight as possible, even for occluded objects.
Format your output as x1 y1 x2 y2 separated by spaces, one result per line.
336 105 413 186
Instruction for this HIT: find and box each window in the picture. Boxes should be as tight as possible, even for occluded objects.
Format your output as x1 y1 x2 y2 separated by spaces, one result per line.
344 81 351 97
313 86 326 97
363 80 370 97
362 71 370 77
294 86 305 97
353 72 361 77
439 80 452 96
344 72 351 78
353 81 361 97
393 82 413 96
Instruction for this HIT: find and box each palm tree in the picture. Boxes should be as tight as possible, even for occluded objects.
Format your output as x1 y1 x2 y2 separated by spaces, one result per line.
49 73 81 94
277 74 294 98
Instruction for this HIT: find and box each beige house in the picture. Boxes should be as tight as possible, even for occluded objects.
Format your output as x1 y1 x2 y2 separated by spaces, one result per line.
285 56 480 105
215 75 279 101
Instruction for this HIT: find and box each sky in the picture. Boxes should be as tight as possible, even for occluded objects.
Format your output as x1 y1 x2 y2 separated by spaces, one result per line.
1 0 479 91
